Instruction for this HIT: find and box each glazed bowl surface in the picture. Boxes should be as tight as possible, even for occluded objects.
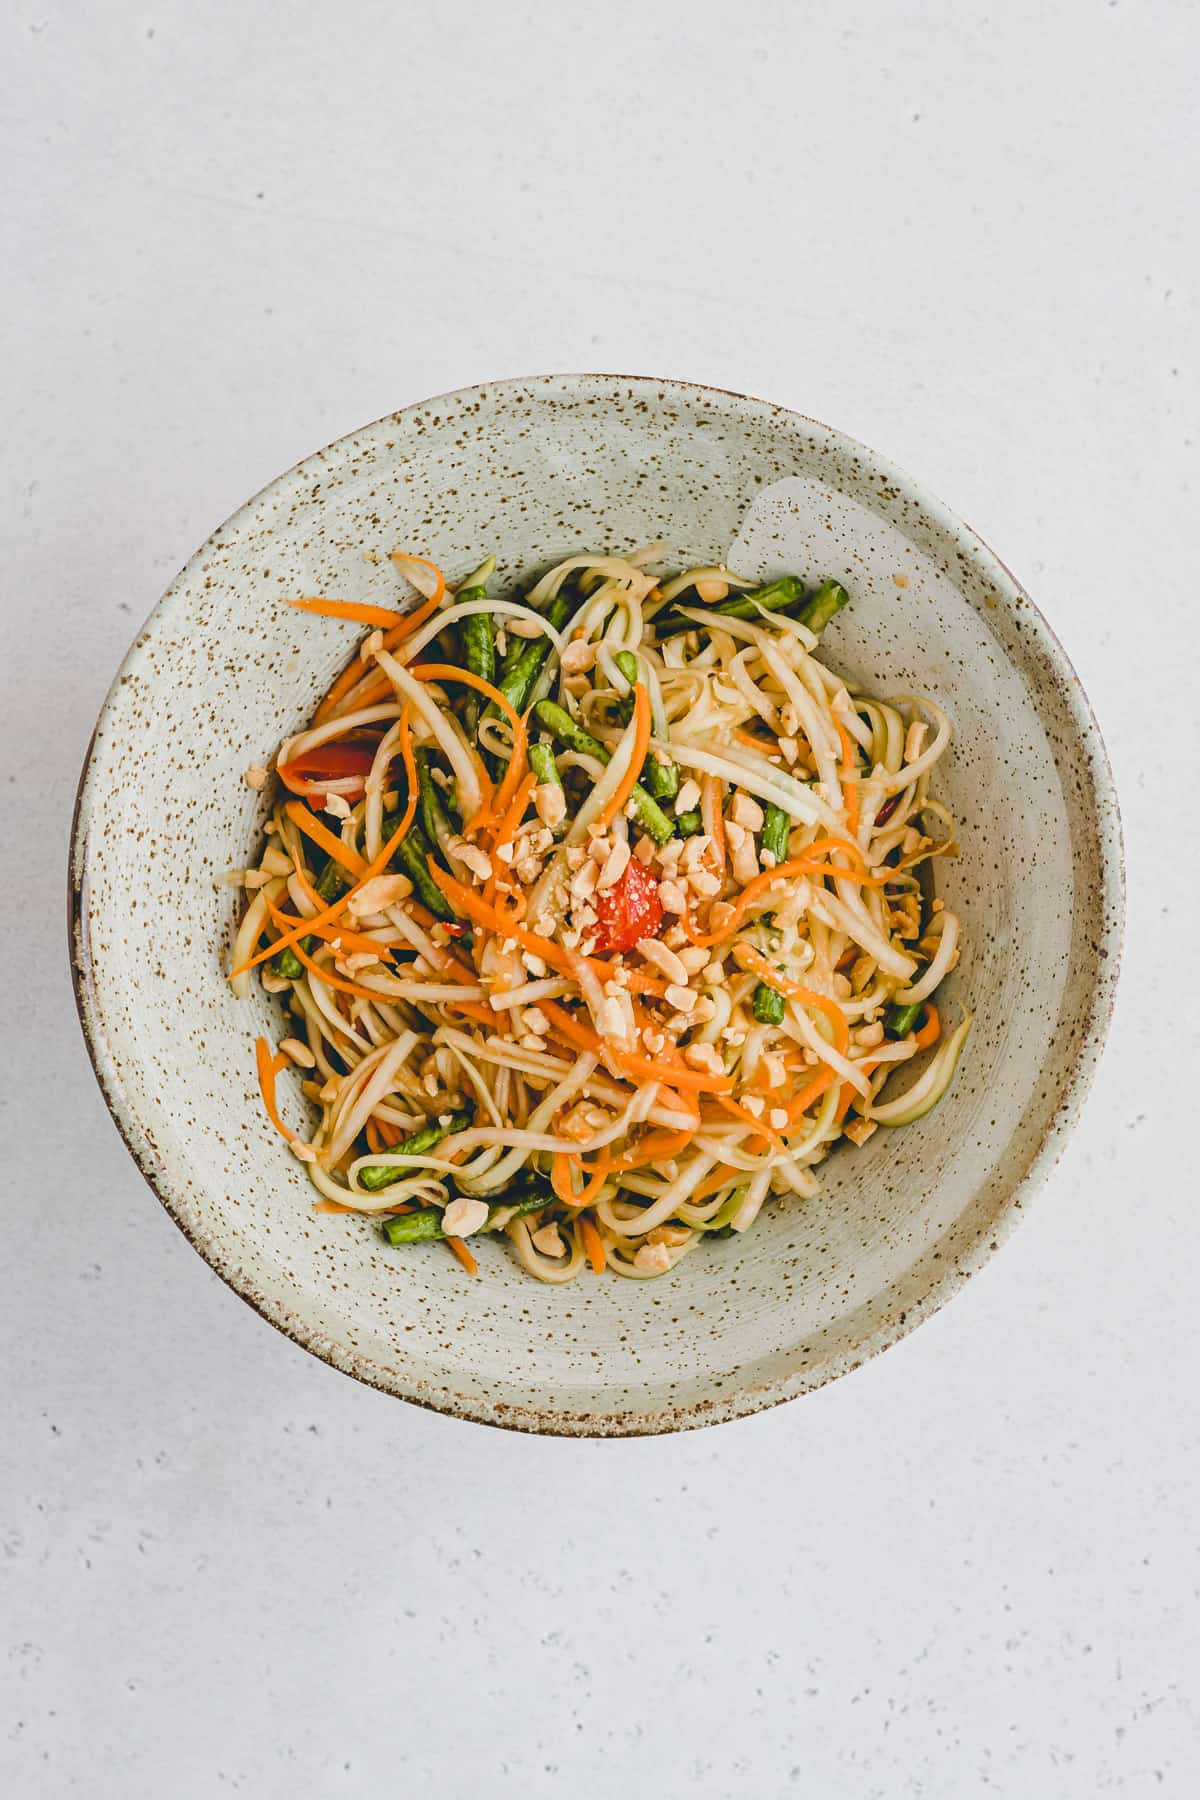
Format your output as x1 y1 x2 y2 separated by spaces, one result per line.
70 375 1123 1434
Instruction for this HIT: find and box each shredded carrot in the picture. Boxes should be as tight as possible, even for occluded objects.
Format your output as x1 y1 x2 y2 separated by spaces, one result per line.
538 999 734 1095
445 1235 478 1275
254 1037 297 1144
483 771 537 904
550 1154 576 1206
231 709 418 979
610 1127 696 1171
782 1066 840 1129
313 557 448 723
365 1119 384 1154
285 802 367 878
834 717 859 835
287 596 409 629
579 1212 607 1275
312 1198 358 1214
709 1091 786 1150
679 844 883 949
701 771 726 875
571 1148 613 1205
594 686 650 833
733 947 851 1055
263 915 401 1001
407 662 526 832
692 1163 742 1203
913 1003 941 1050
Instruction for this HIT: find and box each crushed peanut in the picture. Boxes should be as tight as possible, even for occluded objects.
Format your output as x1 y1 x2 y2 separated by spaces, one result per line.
244 764 269 789
683 1042 725 1076
729 792 765 832
532 1222 566 1257
598 838 631 890
637 937 689 986
634 1241 673 1272
347 874 413 918
279 1036 315 1069
442 1196 489 1238
534 782 566 829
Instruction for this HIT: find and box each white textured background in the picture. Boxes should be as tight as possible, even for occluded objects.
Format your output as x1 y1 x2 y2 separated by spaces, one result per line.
4 2 1198 1795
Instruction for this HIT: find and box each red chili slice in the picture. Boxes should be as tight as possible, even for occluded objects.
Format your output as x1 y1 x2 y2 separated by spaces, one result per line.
276 741 380 808
592 856 664 954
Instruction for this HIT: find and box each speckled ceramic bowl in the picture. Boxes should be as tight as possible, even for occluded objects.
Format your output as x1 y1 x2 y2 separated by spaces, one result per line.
70 376 1123 1434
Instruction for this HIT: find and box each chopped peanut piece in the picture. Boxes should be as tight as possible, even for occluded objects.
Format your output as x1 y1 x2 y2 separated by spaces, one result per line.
347 874 413 918
634 1241 673 1272
244 764 269 789
729 792 765 831
442 1196 489 1238
637 937 689 986
534 783 566 829
279 1037 315 1069
597 838 631 890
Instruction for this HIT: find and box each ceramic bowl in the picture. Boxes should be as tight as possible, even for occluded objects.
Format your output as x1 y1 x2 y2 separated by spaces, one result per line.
70 375 1123 1434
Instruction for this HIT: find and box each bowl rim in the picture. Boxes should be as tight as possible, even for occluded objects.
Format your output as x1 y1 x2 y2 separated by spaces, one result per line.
68 372 1126 1436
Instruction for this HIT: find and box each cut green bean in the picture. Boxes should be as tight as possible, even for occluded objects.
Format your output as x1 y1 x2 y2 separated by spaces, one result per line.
382 815 457 920
458 592 494 736
885 998 926 1039
643 756 680 801
796 578 849 634
379 1208 446 1244
528 742 562 789
751 981 786 1026
761 802 791 865
272 855 345 981
415 748 458 866
673 808 703 837
493 592 572 717
613 650 639 723
381 1182 550 1245
359 1110 474 1193
531 701 674 843
655 574 806 637
612 650 680 798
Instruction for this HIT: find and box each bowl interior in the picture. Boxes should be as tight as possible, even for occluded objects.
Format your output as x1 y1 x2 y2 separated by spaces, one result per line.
71 376 1122 1433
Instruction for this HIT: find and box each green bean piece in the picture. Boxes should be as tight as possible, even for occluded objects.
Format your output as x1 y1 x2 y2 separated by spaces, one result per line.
381 815 457 920
761 802 791 865
644 756 680 801
381 1183 550 1245
457 590 493 735
272 855 345 980
531 701 674 843
613 649 639 723
528 742 562 789
885 998 926 1040
673 808 703 837
796 578 850 635
359 1110 474 1193
493 592 572 717
613 651 680 799
415 748 458 867
379 1209 446 1244
655 574 806 637
751 981 786 1026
